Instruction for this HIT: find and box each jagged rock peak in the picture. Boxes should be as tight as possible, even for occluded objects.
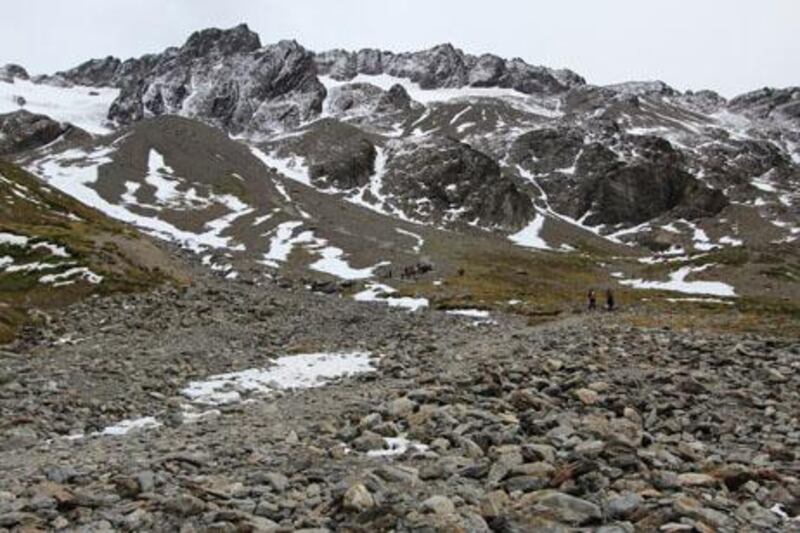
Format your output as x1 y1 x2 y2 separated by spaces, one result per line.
605 80 680 97
104 26 324 134
728 86 800 123
181 23 262 57
56 56 122 87
313 44 585 95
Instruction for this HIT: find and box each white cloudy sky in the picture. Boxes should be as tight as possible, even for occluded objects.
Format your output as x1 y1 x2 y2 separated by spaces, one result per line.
1 0 797 96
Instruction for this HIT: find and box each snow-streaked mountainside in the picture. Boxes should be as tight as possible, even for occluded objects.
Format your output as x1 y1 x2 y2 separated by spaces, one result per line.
1 23 799 304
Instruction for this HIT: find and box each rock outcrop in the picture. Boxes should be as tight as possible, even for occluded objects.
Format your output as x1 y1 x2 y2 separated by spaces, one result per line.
101 24 325 134
381 136 533 229
0 110 88 155
314 44 585 94
0 64 29 83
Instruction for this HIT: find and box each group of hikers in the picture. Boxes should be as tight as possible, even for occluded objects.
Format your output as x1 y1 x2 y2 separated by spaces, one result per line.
587 288 615 311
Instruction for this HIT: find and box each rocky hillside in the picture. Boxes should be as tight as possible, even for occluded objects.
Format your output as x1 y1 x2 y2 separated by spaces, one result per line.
0 159 183 342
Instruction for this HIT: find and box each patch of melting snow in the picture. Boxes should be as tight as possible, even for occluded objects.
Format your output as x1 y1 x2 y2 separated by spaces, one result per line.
347 147 417 223
665 297 734 305
353 282 429 312
367 436 430 457
249 146 311 186
771 503 800 522
142 148 213 210
446 308 491 319
449 105 472 124
260 221 388 279
309 246 389 280
260 221 309 267
96 416 161 437
395 227 424 253
182 351 377 405
5 261 76 273
319 75 560 117
456 121 475 134
0 78 119 134
30 146 252 253
718 236 743 247
31 241 70 257
0 232 29 246
751 177 777 193
39 266 103 286
508 213 551 250
181 405 221 422
618 264 736 297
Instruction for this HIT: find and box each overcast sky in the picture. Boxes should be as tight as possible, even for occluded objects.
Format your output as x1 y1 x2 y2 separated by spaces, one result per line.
2 0 797 96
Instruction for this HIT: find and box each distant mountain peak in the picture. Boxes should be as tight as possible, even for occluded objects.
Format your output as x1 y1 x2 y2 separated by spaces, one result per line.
182 23 261 57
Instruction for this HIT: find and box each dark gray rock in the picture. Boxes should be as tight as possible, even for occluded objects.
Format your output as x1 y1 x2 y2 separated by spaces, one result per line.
314 44 584 95
0 110 88 155
106 25 325 134
380 136 534 230
0 64 29 83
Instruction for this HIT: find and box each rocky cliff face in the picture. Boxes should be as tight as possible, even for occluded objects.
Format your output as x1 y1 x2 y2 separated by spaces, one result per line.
728 87 800 125
509 126 729 226
380 136 534 229
70 24 328 134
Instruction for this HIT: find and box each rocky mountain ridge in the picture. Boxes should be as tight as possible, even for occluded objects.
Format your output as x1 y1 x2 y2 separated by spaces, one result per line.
0 22 798 312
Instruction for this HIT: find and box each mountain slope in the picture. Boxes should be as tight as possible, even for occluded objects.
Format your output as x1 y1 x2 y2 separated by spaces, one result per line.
0 159 184 342
1 23 798 318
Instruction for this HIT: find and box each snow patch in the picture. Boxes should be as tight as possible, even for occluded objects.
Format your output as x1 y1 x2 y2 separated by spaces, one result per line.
260 221 308 267
665 297 734 305
353 282 429 311
182 351 376 405
367 436 430 457
0 78 118 134
30 146 252 253
395 227 424 253
618 264 736 297
39 266 103 286
446 309 490 318
319 74 563 117
249 146 310 186
0 232 29 246
96 416 161 437
509 214 551 250
309 246 389 280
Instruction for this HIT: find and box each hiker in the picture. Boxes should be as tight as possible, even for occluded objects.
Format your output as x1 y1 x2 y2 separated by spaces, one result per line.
587 289 597 310
605 288 615 311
